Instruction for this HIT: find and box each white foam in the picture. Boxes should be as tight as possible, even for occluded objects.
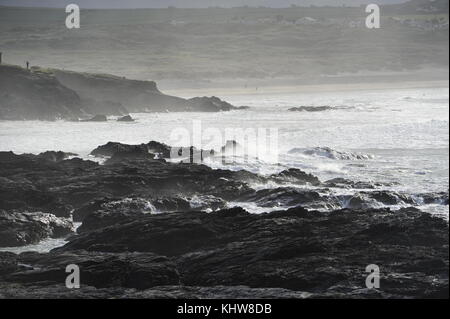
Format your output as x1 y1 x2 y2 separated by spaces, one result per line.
0 87 447 221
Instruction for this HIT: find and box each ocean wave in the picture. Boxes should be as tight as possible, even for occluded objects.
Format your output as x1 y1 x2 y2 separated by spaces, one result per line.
288 147 374 161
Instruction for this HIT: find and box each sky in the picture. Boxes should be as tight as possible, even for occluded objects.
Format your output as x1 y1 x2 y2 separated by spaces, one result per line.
0 0 409 9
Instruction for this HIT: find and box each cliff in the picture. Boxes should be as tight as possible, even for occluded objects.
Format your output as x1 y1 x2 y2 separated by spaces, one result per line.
0 64 244 120
0 65 85 120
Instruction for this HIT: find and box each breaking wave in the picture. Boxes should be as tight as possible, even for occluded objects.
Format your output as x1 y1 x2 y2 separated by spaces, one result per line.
288 147 374 161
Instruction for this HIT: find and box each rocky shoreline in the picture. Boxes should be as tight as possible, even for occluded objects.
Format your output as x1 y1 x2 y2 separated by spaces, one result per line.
0 141 448 299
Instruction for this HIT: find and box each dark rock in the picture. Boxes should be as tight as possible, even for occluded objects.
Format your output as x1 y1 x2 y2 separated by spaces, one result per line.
90 141 161 163
241 187 339 210
324 178 378 189
368 191 414 205
4 250 180 290
270 168 321 186
339 194 374 210
339 191 415 209
117 115 135 122
91 142 148 158
183 195 228 211
60 207 251 255
289 106 333 112
0 282 127 299
0 152 97 217
122 285 311 299
72 199 107 222
77 198 155 234
36 151 78 162
94 198 155 215
105 150 156 164
77 209 144 234
91 141 167 160
0 141 448 299
54 206 449 298
0 252 19 276
188 96 237 112
147 141 172 158
74 195 226 226
73 197 154 223
288 106 354 113
0 282 314 299
151 197 190 213
418 192 449 205
0 151 255 214
0 210 73 247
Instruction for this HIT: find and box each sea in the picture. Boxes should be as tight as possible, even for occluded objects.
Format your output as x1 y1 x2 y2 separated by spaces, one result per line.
0 86 448 252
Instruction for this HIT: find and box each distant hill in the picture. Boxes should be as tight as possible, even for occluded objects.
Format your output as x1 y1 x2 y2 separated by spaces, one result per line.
0 5 447 87
0 0 408 9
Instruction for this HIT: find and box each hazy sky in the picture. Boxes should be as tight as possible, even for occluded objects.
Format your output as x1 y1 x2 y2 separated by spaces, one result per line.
0 0 408 8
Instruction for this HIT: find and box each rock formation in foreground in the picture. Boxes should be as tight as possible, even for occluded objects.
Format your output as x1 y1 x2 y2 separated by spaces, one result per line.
0 206 448 299
0 142 448 299
0 64 247 120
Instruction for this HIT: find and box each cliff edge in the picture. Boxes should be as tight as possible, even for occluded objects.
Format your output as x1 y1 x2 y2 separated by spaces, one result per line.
0 65 244 120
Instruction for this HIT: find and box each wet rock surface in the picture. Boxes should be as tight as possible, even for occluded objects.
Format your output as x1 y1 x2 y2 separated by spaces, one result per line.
117 115 135 122
4 250 180 290
269 168 321 186
0 207 447 299
0 211 73 247
0 150 256 215
323 178 382 189
0 141 448 299
240 188 339 210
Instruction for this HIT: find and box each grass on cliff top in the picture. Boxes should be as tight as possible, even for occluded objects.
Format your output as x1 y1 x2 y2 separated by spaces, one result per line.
29 66 137 81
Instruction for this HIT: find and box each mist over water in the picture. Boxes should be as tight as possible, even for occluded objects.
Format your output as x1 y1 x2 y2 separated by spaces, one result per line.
0 1 448 300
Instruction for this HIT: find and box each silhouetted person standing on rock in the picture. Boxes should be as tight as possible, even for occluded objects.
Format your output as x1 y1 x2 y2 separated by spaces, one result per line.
190 146 194 164
26 61 29 70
